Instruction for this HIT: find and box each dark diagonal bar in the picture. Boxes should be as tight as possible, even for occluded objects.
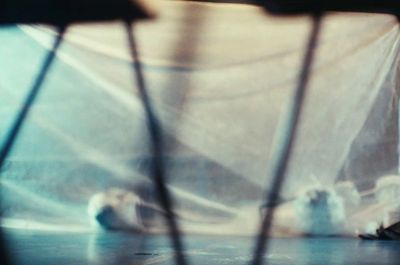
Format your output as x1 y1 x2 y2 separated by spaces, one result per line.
124 21 188 265
0 27 66 172
250 13 323 265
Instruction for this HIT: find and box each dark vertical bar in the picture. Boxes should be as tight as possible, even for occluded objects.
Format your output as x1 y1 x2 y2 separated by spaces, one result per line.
250 14 323 265
124 21 188 265
0 26 66 171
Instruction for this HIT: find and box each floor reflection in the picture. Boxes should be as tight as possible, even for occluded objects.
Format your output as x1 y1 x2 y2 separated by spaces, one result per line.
2 229 400 265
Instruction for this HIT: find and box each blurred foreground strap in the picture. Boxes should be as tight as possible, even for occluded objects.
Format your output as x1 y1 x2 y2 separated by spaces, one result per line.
0 0 156 25
254 0 400 15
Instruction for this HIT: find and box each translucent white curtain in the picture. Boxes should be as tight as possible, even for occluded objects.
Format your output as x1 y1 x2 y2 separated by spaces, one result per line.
1 0 399 235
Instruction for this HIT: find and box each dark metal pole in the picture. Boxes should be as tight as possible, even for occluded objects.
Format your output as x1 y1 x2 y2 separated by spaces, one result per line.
124 21 188 265
0 26 66 171
250 14 323 265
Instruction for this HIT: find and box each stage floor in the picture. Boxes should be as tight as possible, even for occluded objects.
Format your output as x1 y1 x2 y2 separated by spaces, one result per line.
2 228 400 265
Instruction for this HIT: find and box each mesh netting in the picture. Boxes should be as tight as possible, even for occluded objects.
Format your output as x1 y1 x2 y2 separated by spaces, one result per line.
1 1 400 236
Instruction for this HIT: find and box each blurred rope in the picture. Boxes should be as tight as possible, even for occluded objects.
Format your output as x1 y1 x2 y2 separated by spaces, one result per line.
124 21 188 265
250 13 323 265
0 26 66 172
